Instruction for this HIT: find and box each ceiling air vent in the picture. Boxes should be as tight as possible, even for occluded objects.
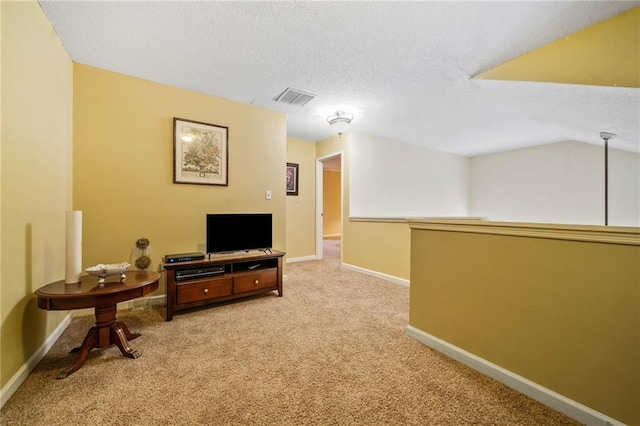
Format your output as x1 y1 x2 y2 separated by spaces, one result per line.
274 87 315 107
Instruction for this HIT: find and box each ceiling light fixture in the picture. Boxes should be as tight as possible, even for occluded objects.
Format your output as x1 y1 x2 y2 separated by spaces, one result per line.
327 111 354 138
600 131 617 226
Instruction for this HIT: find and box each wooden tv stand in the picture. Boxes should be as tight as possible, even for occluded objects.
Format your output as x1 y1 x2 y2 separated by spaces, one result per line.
163 250 285 321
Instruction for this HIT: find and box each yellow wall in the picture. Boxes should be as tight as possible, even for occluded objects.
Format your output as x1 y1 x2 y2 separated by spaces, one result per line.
286 138 316 259
347 220 411 280
322 170 341 237
409 220 640 425
1 1 73 388
73 64 287 294
475 6 640 88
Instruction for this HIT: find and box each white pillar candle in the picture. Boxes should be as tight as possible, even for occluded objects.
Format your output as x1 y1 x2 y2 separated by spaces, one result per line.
65 210 82 284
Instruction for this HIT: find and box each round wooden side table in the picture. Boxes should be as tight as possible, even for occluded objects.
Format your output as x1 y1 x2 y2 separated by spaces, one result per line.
36 270 161 378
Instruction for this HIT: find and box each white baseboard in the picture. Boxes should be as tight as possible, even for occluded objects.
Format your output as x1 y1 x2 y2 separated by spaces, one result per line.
405 325 624 426
118 294 166 310
286 255 317 263
342 263 409 287
0 312 73 409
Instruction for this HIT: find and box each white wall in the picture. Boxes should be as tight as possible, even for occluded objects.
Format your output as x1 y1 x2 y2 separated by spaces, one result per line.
470 141 640 226
348 136 638 226
350 133 469 217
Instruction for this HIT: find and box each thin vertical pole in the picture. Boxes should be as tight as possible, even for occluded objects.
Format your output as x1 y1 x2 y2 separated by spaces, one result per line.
605 138 608 226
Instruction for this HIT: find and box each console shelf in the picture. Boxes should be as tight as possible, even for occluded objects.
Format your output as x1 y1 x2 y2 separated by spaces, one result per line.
163 250 285 321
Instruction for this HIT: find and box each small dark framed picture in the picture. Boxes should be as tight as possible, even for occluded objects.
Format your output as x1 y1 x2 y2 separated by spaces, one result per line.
286 163 299 196
173 117 229 186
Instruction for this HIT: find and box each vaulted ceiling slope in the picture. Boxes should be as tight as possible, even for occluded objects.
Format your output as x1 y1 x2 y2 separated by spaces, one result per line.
475 6 639 89
39 1 640 156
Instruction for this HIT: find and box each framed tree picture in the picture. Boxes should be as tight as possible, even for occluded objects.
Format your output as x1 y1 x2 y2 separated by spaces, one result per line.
173 117 228 186
286 163 299 196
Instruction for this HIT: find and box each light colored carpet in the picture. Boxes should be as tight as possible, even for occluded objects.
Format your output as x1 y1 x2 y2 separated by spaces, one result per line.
1 239 580 425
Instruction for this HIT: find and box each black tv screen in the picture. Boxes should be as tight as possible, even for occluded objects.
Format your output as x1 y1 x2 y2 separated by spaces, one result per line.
206 213 272 253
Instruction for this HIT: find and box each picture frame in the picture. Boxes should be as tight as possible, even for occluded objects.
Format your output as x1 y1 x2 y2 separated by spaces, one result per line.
173 117 228 186
286 163 299 196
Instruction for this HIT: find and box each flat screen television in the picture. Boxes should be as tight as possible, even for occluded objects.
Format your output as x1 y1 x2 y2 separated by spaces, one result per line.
206 213 272 254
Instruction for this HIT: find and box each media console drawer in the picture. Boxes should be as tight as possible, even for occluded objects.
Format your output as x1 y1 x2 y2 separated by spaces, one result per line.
233 268 277 294
164 250 285 321
176 277 232 304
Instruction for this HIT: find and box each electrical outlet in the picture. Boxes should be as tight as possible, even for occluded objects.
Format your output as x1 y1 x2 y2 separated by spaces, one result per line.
265 190 272 200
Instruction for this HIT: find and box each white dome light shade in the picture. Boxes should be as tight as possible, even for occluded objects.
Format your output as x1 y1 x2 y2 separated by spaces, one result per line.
327 111 354 137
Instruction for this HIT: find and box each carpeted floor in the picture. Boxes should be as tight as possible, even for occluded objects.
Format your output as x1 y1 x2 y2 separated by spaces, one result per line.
1 239 581 425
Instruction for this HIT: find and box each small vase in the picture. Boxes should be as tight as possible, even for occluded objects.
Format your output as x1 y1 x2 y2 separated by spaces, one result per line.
134 246 152 270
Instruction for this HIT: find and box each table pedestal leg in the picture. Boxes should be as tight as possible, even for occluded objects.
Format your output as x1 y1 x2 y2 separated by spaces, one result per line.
110 325 142 359
59 326 99 379
58 305 142 379
115 320 141 341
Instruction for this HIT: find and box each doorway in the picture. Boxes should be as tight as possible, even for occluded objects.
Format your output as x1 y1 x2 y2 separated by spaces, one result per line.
316 152 343 261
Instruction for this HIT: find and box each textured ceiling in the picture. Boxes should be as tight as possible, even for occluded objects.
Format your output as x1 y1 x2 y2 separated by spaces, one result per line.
39 1 640 156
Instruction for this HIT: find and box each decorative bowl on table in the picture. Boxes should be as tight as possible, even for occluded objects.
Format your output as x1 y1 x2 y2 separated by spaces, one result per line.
86 262 130 285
